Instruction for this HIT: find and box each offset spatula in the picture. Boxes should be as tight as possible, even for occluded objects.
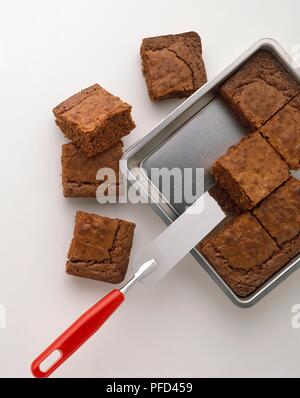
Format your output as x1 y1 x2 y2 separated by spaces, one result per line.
31 191 225 378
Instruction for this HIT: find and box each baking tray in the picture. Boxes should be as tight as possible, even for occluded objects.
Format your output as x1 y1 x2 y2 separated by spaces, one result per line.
122 38 300 307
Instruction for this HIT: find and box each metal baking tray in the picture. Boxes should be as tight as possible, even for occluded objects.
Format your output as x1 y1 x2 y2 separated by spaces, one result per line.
122 38 300 307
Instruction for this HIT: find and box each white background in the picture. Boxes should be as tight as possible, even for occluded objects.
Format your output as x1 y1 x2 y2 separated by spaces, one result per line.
0 0 300 378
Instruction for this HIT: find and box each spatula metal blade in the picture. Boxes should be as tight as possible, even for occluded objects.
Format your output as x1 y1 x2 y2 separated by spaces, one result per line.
132 191 226 284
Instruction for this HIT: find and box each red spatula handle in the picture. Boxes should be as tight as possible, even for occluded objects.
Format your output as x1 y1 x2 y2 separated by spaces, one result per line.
31 289 125 378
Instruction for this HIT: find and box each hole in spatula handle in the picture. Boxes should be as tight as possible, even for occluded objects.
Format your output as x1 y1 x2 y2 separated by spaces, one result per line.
39 349 62 372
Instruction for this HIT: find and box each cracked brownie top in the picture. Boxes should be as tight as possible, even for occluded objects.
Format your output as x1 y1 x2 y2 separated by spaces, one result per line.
53 84 132 133
67 211 135 284
68 211 121 262
254 178 300 248
140 31 207 100
198 213 289 297
202 214 278 270
261 93 300 170
220 51 300 129
211 132 290 210
53 84 135 157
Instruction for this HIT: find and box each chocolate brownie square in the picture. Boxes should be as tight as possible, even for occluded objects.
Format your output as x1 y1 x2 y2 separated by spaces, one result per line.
198 213 289 297
53 84 135 157
67 211 135 284
253 178 300 259
140 31 207 101
61 141 122 198
220 51 300 129
260 94 300 169
211 132 290 210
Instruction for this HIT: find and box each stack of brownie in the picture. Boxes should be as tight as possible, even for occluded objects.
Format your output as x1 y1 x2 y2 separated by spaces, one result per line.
53 31 208 285
199 51 300 297
54 83 135 198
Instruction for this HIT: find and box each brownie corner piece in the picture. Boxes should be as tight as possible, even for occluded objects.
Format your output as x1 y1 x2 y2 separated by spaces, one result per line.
211 132 290 210
140 31 207 101
198 213 289 297
260 93 300 170
61 141 123 198
66 211 135 284
253 177 300 259
53 84 135 157
220 50 300 129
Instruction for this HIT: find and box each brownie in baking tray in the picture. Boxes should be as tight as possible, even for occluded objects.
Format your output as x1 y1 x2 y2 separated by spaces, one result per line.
211 132 290 211
53 84 135 157
61 141 122 198
254 177 300 260
140 31 207 101
220 50 300 129
198 213 289 297
66 211 135 284
260 93 300 170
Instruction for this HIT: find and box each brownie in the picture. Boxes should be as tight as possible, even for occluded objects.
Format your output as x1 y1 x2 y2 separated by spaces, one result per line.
211 132 290 211
220 51 300 129
198 213 289 297
61 141 122 198
208 183 243 215
67 211 135 284
253 178 300 259
140 31 207 101
53 84 135 157
260 94 300 169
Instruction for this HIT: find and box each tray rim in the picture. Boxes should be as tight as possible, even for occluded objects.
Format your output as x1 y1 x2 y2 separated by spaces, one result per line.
121 38 300 308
